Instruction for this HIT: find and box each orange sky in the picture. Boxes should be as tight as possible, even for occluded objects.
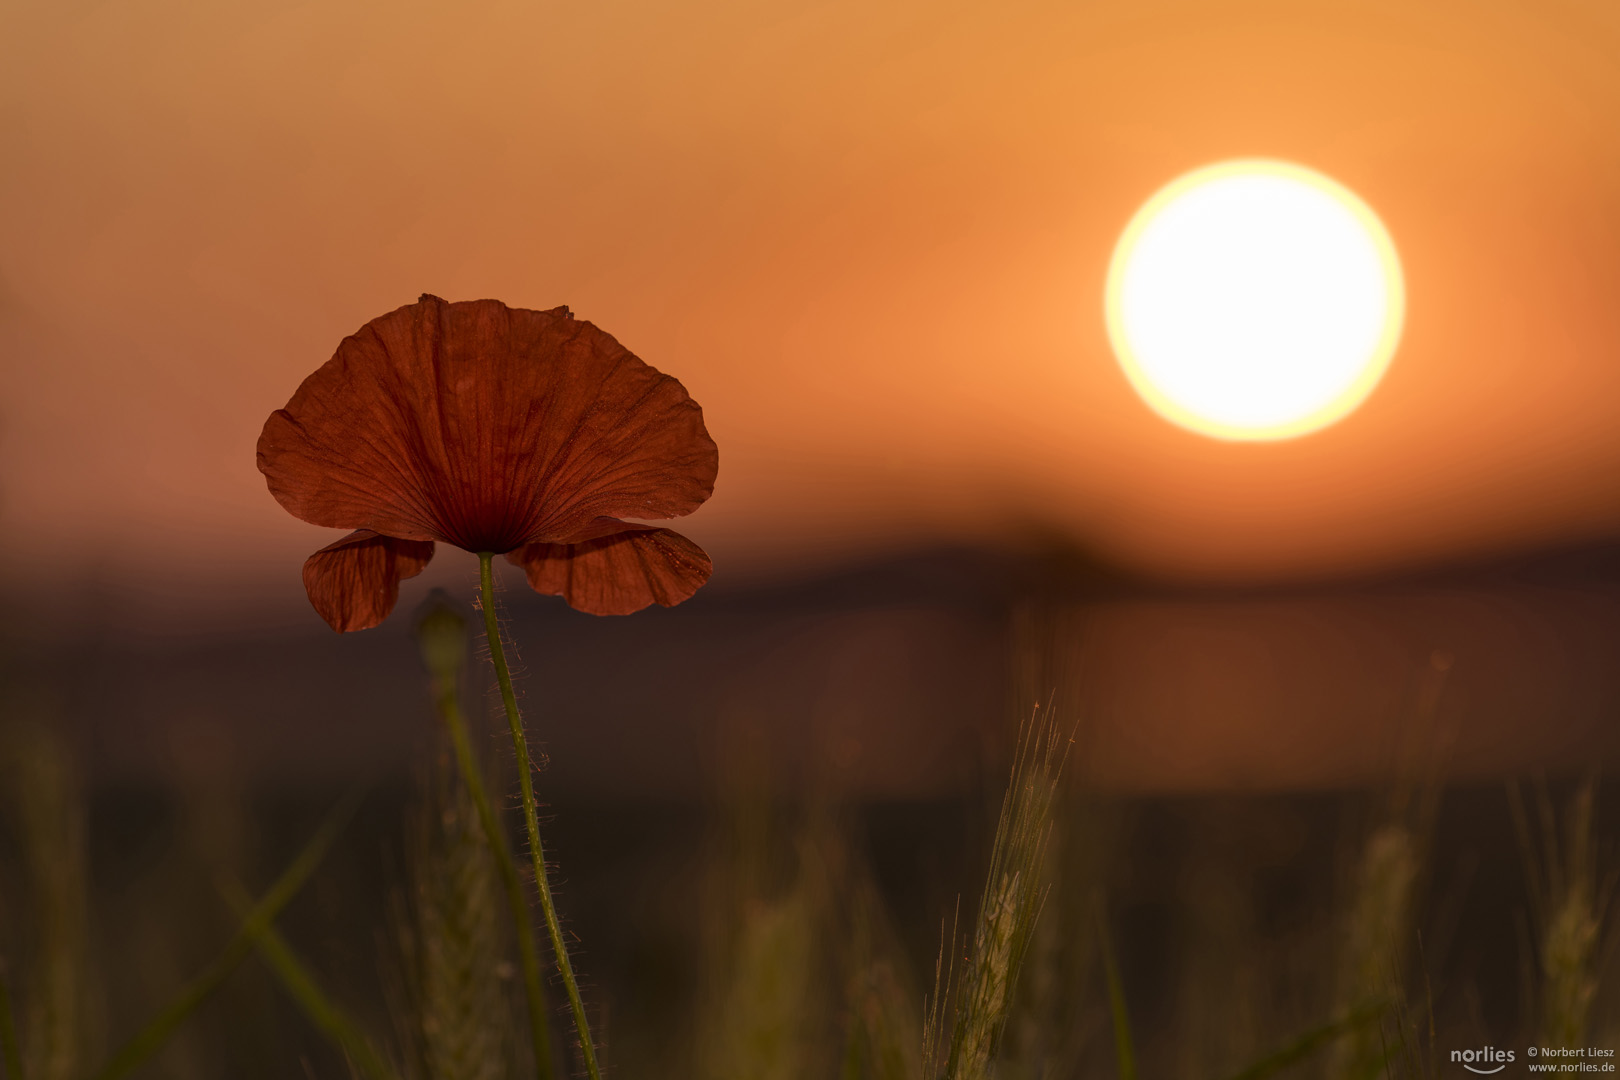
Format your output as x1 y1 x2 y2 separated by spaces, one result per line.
6 0 1620 615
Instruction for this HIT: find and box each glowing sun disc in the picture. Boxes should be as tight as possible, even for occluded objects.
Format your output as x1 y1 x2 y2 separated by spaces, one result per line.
1105 160 1405 441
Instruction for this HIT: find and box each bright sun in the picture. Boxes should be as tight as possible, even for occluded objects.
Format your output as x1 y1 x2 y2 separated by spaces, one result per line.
1105 159 1404 441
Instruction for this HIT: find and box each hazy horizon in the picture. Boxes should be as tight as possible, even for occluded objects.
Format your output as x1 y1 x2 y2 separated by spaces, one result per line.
8 0 1620 614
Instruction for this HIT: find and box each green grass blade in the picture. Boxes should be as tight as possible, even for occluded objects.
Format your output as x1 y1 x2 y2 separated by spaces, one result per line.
221 879 400 1080
1095 898 1136 1080
1219 1000 1387 1080
89 786 365 1080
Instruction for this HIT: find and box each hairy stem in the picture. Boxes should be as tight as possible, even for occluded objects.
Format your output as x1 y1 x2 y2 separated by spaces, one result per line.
478 553 602 1080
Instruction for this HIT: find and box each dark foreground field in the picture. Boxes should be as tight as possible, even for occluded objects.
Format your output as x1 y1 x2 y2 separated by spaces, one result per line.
4 541 1620 1077
2 776 1611 1078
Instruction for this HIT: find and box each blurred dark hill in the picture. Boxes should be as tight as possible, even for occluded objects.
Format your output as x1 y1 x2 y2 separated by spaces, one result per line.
4 537 1620 795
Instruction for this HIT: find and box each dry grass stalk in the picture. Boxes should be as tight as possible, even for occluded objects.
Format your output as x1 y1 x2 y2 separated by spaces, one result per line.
835 867 926 1080
1330 656 1452 1080
1510 775 1608 1051
952 871 1022 1078
791 806 921 1080
706 888 818 1080
695 722 825 1080
694 754 923 1080
931 707 1069 1080
994 803 1112 1080
989 603 1111 1079
842 955 919 1080
920 903 959 1080
408 766 508 1080
1332 821 1418 1080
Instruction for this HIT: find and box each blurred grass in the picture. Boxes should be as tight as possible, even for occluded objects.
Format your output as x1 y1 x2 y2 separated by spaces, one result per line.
935 708 1067 1080
4 714 90 1080
0 643 1616 1079
401 769 510 1080
0 756 1612 1078
1512 774 1612 1052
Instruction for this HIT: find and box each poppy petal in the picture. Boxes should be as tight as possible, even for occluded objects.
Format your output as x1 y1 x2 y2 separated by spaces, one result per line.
506 519 712 615
258 295 718 554
302 530 435 632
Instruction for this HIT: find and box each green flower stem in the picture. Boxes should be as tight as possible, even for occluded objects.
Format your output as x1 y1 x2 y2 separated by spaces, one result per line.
221 879 400 1080
92 787 364 1080
478 552 602 1080
432 669 555 1079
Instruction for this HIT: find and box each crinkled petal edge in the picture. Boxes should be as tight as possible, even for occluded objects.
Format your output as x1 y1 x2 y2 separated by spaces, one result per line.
506 518 711 616
302 530 436 632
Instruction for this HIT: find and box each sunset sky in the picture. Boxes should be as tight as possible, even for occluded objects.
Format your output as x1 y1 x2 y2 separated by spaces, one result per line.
7 0 1620 621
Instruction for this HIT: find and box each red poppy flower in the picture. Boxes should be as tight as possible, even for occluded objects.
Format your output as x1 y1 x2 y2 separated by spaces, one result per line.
257 294 718 632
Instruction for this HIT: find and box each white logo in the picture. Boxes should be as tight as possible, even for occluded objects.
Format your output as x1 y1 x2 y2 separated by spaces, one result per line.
1453 1047 1516 1074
